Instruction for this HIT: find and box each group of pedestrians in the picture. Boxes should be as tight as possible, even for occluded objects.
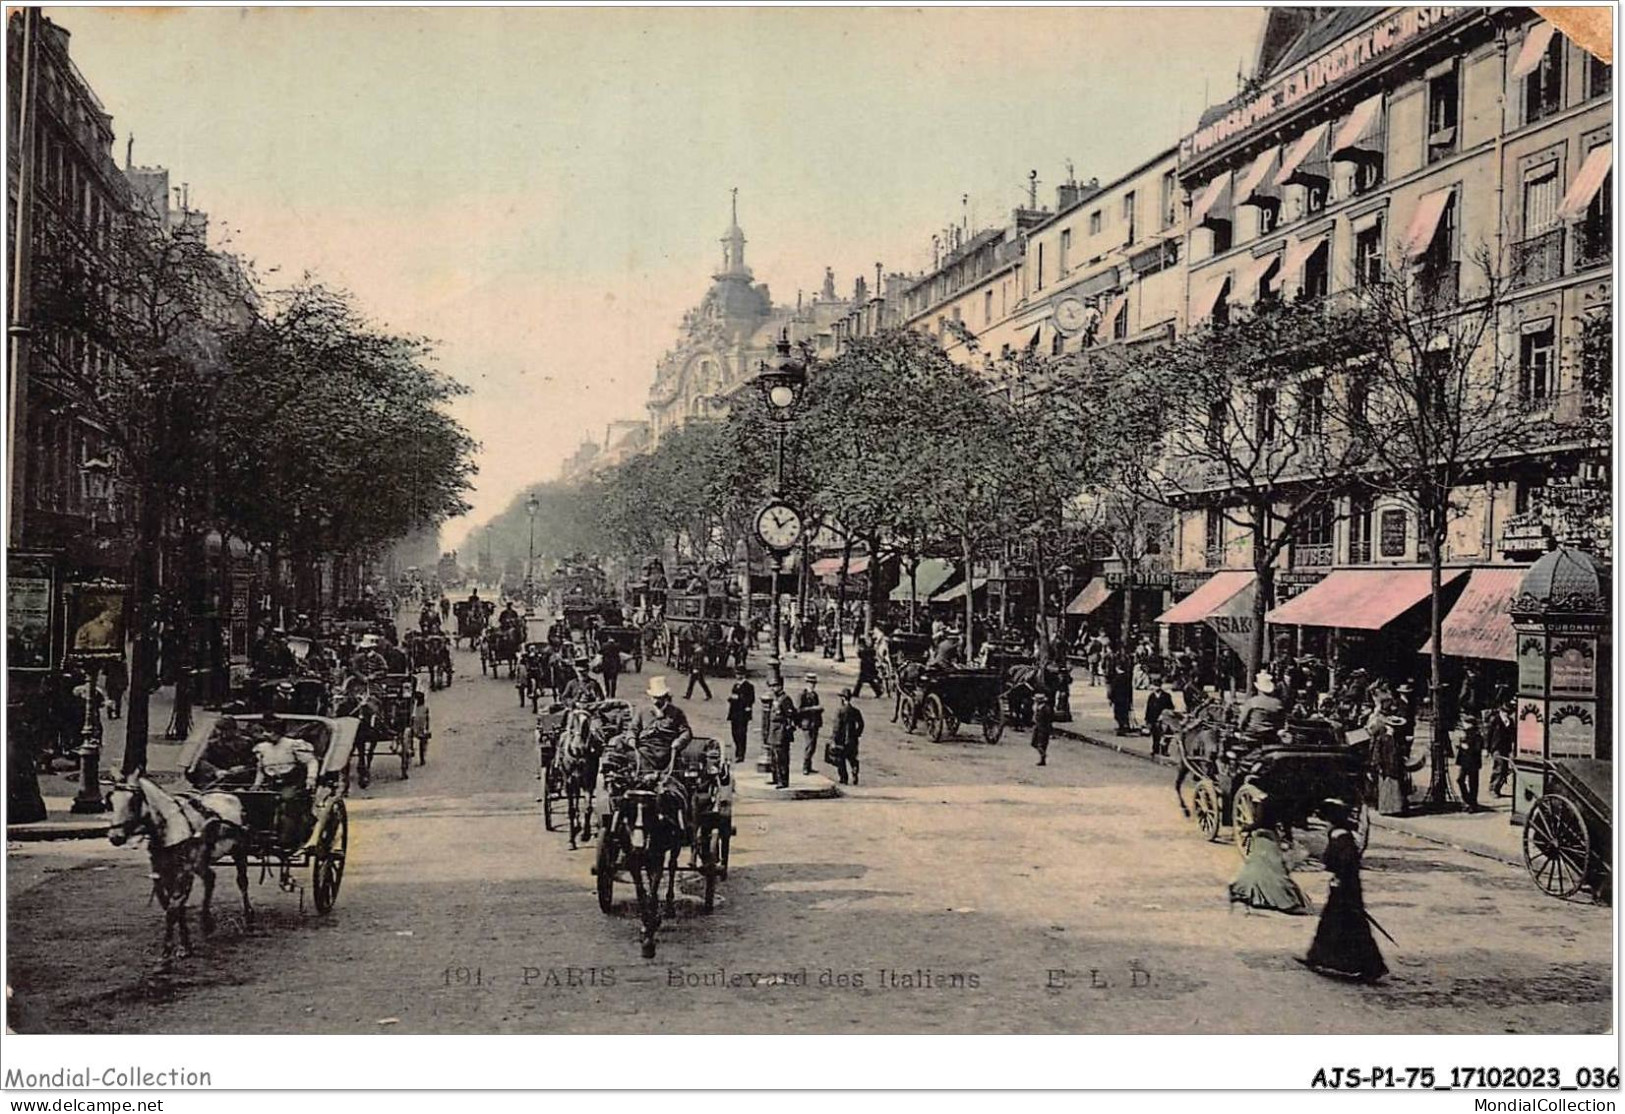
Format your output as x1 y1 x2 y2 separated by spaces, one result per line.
727 670 865 788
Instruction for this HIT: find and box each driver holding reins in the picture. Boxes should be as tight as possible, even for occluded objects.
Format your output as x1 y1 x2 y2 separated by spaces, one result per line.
627 676 694 824
250 711 321 847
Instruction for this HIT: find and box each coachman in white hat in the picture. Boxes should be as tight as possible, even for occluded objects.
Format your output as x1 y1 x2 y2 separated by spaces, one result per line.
630 675 693 774
1237 670 1287 738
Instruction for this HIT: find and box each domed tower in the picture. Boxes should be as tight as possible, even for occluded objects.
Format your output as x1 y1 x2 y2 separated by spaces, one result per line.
700 189 771 328
1508 547 1611 819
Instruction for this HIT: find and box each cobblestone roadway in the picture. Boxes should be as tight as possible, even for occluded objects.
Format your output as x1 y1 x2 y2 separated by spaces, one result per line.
6 642 1611 1034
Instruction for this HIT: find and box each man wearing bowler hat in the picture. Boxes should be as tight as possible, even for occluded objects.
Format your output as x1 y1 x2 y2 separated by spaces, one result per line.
798 673 824 776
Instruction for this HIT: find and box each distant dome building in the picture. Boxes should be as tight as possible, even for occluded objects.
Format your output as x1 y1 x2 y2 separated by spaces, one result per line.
646 192 851 445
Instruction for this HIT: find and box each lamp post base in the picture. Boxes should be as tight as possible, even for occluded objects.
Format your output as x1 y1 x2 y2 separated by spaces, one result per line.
71 742 109 813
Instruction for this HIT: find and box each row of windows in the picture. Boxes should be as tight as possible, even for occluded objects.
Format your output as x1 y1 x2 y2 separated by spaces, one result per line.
1202 501 1417 566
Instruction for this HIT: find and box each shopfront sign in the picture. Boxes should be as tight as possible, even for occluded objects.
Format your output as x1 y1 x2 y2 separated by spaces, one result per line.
1181 7 1466 161
1106 570 1173 590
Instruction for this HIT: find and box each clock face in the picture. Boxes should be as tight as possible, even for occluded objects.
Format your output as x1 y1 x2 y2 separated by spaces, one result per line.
755 501 804 551
1052 297 1089 335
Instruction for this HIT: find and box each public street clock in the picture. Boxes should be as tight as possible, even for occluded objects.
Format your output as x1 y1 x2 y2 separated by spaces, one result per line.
755 500 804 553
1051 295 1092 336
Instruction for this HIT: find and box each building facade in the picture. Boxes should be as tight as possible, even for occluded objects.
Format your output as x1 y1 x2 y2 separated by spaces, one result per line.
645 195 852 445
7 13 131 576
1165 6 1611 688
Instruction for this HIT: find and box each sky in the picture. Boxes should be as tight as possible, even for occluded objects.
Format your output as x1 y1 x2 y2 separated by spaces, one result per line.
49 4 1266 553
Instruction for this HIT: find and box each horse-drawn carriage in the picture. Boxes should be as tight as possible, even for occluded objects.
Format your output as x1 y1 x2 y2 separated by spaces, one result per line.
538 699 634 846
981 642 1073 727
1171 704 1371 855
480 620 524 679
339 672 419 787
240 675 332 717
404 629 454 690
592 735 734 958
1523 759 1612 902
518 641 563 710
595 623 645 672
898 666 1007 744
453 599 494 649
178 713 354 914
878 630 933 696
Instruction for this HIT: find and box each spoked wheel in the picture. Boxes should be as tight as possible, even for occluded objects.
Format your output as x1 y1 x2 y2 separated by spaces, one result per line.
1193 779 1222 842
982 700 1005 744
701 821 723 912
1524 794 1589 899
1232 783 1266 857
311 799 348 914
542 765 557 831
923 694 948 743
398 731 412 779
899 695 918 734
594 827 617 913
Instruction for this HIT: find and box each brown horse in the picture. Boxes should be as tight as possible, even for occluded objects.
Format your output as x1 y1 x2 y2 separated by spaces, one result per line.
107 774 251 965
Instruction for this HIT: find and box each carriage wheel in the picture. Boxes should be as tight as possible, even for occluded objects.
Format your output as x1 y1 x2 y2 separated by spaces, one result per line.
923 694 948 743
1232 783 1266 857
311 800 348 915
1524 794 1589 899
398 730 412 779
982 700 1005 745
594 827 617 913
542 764 557 831
701 821 723 912
900 695 918 734
1193 780 1223 842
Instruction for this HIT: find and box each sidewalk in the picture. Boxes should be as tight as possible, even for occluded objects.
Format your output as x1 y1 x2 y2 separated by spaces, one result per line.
8 685 210 842
778 642 1525 869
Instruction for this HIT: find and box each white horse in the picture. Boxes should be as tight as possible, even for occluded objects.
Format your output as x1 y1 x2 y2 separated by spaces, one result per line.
107 774 251 964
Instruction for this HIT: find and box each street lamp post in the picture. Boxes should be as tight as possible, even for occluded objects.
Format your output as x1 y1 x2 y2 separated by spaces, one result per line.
525 493 539 614
753 333 809 688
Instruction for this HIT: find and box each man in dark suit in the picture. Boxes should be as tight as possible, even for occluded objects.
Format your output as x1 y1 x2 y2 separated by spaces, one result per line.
1145 680 1176 756
798 674 824 776
726 676 756 764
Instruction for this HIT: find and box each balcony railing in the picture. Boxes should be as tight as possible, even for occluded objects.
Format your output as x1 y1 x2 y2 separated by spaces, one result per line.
1574 221 1612 270
1416 260 1459 309
1511 227 1565 290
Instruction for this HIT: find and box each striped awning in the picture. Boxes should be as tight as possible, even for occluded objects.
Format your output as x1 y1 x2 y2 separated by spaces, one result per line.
1266 568 1467 630
1189 172 1233 226
1332 95 1384 158
1065 577 1115 616
1512 20 1557 79
1235 147 1280 203
1557 143 1613 220
1403 187 1454 258
1420 567 1524 663
1274 122 1330 187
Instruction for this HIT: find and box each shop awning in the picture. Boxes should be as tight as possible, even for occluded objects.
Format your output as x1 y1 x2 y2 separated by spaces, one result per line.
1065 577 1115 616
1420 567 1524 663
1235 147 1280 203
888 558 954 603
1156 570 1254 625
1402 187 1454 258
1332 94 1384 159
1274 122 1330 187
1511 20 1556 79
1557 143 1613 220
1191 272 1232 322
1266 567 1467 630
1189 172 1233 226
933 577 988 603
812 554 871 578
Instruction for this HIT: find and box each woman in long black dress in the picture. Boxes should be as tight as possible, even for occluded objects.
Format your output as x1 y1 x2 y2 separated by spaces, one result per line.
1303 799 1388 982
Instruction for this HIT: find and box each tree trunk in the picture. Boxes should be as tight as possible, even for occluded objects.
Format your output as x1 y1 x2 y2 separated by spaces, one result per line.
1034 533 1049 668
1425 497 1451 808
165 529 202 740
866 531 882 636
1247 510 1271 683
960 529 975 657
908 554 919 632
835 537 852 662
122 484 162 776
